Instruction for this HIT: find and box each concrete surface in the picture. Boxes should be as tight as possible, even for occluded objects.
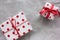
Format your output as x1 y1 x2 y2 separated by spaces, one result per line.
0 0 60 40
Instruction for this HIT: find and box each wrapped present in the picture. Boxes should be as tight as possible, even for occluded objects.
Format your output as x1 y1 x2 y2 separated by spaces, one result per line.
40 2 59 20
0 11 32 40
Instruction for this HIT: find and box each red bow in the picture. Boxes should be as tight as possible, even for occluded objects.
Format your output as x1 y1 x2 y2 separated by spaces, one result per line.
40 4 59 19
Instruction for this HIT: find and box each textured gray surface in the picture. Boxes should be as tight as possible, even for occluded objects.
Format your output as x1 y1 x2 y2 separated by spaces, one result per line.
0 0 60 40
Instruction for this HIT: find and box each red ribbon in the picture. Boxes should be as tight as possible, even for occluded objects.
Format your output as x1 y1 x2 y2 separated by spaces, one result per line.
10 18 20 38
40 4 59 19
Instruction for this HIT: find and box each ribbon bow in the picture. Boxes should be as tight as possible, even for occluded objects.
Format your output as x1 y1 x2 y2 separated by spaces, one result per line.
40 4 59 19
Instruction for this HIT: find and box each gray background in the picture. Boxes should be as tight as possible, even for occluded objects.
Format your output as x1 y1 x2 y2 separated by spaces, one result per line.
0 0 60 40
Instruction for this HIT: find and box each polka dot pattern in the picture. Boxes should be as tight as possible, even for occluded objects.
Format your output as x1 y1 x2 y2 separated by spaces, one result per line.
7 35 10 37
17 22 19 24
1 24 4 27
2 31 5 34
22 25 25 28
16 15 19 18
27 23 30 25
0 12 32 40
6 22 9 24
22 19 24 21
13 38 15 40
28 29 31 32
23 32 26 35
7 28 10 31
18 35 20 38
11 18 14 21
12 32 15 34
21 13 24 15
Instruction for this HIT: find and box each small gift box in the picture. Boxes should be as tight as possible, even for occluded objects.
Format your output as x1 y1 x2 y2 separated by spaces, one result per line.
40 2 59 20
0 11 32 40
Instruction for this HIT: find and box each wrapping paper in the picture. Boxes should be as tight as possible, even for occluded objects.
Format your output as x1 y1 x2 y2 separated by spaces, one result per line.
40 2 59 20
0 11 32 40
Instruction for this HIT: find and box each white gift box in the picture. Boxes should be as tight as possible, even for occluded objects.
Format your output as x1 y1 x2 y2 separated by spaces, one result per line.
40 2 59 20
0 11 32 40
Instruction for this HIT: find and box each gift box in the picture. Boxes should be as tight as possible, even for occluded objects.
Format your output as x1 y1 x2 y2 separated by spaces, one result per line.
40 2 59 20
0 11 32 40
